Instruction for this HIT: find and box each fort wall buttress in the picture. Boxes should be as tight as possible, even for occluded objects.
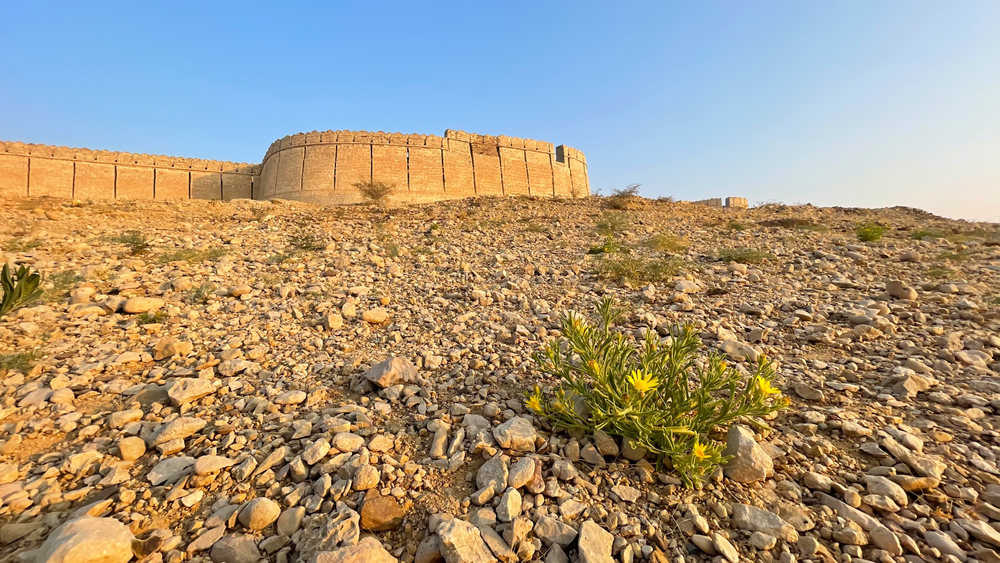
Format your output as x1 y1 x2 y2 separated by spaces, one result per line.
0 140 257 201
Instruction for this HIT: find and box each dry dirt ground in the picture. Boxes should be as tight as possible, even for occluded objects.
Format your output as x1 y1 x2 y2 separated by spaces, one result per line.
0 194 999 563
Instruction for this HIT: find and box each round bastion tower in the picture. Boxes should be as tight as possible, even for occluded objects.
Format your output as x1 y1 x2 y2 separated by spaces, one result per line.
255 129 589 205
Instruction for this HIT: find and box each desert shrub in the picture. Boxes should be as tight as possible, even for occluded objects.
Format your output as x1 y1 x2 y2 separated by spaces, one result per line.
597 254 685 284
185 282 215 305
1 264 43 317
288 233 326 252
528 298 788 486
2 238 43 253
604 184 641 210
640 234 688 254
717 247 775 264
595 212 630 235
910 229 945 240
925 266 955 279
158 247 228 264
44 271 82 303
726 221 747 232
111 231 150 255
856 222 887 242
0 350 41 374
587 236 621 255
137 310 167 325
355 180 395 206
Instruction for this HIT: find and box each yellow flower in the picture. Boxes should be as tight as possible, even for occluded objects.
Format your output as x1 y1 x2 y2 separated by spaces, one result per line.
627 370 659 394
692 442 709 460
756 376 780 396
586 360 600 373
526 387 544 413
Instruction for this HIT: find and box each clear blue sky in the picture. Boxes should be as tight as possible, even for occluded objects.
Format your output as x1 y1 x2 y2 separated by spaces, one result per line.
2 2 997 221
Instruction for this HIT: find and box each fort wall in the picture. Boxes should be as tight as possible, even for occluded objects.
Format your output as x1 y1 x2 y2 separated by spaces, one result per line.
0 141 258 201
255 130 589 205
0 129 589 205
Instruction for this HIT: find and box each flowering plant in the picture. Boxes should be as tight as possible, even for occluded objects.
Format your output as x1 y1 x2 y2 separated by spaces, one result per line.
528 297 788 486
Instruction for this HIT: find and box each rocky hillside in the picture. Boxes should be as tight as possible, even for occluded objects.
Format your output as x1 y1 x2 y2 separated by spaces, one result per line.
0 195 999 563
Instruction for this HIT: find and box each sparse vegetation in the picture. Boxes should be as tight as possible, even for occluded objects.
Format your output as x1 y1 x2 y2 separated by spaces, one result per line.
111 231 150 255
727 220 747 231
0 349 42 374
1 238 43 253
355 180 395 206
640 233 688 254
595 211 630 235
910 229 946 240
597 254 685 284
528 297 789 487
1 264 44 317
856 222 887 242
717 247 775 264
137 310 167 325
604 184 641 210
158 247 229 264
185 282 215 305
44 270 82 303
925 266 956 279
587 236 621 255
288 233 327 252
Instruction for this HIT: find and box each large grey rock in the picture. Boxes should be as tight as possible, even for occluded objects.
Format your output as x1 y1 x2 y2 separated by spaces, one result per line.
168 378 215 406
210 534 261 563
477 456 508 494
152 417 207 445
437 519 497 563
533 515 577 547
731 504 798 542
493 418 536 452
577 521 613 563
311 537 398 563
297 508 362 563
366 357 417 388
33 517 134 563
238 497 280 531
722 425 772 483
147 457 195 486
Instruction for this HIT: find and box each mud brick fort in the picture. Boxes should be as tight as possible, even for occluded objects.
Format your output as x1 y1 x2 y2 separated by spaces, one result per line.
0 129 589 205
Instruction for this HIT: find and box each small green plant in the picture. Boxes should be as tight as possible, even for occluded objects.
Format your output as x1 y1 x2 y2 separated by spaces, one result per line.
1 264 44 317
158 247 228 264
640 234 688 254
717 247 775 264
524 223 550 234
44 271 82 303
528 298 789 487
288 233 326 252
588 236 621 255
925 266 956 279
2 238 43 253
185 282 215 305
595 211 630 235
604 184 641 210
354 180 395 206
910 229 945 240
726 220 746 232
856 222 887 243
111 231 150 255
0 349 41 374
597 254 685 284
136 310 167 325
